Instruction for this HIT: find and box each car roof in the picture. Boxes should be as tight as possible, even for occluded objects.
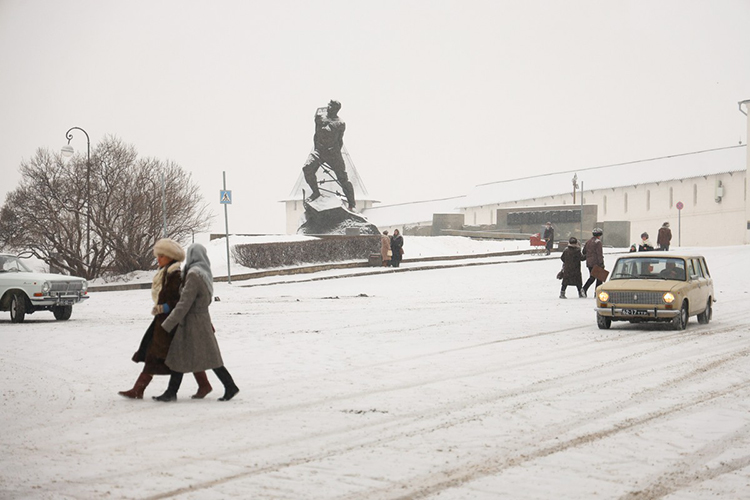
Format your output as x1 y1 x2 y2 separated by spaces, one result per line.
616 252 705 259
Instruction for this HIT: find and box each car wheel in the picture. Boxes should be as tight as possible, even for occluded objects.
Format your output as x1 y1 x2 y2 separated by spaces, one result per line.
597 314 611 330
10 293 26 323
673 301 688 330
53 305 73 321
697 299 712 325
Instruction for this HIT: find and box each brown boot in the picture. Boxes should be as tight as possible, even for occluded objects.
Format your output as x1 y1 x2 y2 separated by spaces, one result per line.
118 372 153 399
191 371 213 399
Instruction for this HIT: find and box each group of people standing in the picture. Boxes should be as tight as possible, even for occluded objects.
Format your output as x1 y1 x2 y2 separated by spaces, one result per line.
380 229 404 267
632 222 672 252
119 239 240 402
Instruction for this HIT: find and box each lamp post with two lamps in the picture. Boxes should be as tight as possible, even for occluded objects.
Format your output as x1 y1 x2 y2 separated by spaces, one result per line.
61 127 91 271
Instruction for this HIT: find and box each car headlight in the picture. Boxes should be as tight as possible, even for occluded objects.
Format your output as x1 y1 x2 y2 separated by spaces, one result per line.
42 281 51 294
82 281 88 293
598 291 609 302
663 292 675 304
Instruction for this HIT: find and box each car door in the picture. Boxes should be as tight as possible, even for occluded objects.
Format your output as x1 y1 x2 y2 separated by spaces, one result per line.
686 258 708 315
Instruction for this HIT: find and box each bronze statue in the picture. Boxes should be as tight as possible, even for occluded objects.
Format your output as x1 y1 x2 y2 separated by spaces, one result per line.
302 100 356 209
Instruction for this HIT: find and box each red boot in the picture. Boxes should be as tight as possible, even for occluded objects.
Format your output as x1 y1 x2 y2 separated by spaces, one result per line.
118 372 153 399
191 371 213 399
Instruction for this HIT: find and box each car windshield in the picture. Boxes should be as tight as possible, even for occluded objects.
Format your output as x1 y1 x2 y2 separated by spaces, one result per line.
0 255 33 273
610 257 686 281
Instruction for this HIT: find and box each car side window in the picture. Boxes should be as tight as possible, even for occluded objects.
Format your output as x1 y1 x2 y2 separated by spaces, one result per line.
692 259 705 278
687 260 697 279
699 258 710 278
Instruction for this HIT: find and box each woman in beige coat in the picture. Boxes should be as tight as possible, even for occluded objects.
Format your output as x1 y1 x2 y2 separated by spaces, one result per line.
153 244 239 402
380 230 392 266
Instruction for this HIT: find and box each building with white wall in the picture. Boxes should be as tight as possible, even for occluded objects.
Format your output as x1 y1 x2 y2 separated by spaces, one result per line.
460 145 747 247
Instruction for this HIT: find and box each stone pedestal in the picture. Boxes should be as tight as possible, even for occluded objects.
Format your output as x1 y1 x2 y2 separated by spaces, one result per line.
297 193 379 235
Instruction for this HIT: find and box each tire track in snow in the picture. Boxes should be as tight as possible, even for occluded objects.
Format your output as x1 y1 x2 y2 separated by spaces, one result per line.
137 334 750 499
620 421 750 499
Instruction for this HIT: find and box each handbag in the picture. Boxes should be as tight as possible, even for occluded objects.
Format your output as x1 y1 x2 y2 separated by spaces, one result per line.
386 250 393 257
556 269 564 280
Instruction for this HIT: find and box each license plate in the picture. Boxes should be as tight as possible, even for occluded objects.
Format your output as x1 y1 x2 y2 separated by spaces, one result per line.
59 299 74 306
622 309 649 316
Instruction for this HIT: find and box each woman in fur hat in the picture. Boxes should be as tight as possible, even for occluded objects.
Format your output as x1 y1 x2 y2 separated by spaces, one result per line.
119 239 213 399
153 243 239 402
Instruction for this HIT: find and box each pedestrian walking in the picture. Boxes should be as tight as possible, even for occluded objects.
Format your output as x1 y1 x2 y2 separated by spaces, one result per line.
153 244 240 402
380 230 392 267
581 228 605 297
543 222 555 256
390 229 404 268
657 222 672 251
119 238 212 400
559 237 585 298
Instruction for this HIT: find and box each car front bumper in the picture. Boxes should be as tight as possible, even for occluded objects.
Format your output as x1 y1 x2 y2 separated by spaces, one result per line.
596 306 679 319
30 295 89 307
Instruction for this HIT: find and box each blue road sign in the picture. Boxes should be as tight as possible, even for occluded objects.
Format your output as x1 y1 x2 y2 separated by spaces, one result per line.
220 190 232 204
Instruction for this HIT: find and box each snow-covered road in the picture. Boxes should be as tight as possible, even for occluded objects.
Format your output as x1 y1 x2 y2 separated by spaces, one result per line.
2 245 749 499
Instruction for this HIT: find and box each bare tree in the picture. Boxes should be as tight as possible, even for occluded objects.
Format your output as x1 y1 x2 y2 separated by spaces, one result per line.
0 137 212 279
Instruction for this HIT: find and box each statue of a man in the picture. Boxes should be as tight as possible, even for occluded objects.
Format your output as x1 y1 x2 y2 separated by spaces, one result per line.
302 100 356 209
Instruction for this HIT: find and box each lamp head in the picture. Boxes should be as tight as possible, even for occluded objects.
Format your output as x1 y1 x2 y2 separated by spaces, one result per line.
61 144 74 157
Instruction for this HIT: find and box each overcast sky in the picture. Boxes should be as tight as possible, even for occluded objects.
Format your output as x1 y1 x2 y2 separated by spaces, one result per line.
1 0 749 234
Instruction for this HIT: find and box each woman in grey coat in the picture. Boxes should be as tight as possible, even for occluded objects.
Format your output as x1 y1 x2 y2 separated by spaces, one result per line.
153 244 240 402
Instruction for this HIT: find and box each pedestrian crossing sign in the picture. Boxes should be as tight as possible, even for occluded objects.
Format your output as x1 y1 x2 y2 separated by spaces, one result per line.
220 190 232 204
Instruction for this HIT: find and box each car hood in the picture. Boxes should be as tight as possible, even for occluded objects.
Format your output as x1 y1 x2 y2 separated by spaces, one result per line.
1 271 86 282
602 279 680 293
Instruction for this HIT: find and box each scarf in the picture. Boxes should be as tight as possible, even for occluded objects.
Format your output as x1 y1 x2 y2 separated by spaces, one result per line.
182 243 214 296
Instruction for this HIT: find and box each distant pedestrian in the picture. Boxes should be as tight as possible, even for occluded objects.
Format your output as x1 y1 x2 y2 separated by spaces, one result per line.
153 244 239 402
543 222 554 256
581 228 604 297
119 238 212 400
390 229 404 267
629 244 637 253
638 232 654 252
657 222 672 251
380 230 392 267
559 237 585 299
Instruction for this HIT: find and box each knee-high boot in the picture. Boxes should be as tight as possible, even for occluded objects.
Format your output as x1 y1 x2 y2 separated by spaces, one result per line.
118 372 153 399
153 371 183 402
213 366 240 401
192 371 213 399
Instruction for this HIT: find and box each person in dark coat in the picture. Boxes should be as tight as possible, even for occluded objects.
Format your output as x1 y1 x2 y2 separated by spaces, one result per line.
154 243 240 402
559 237 585 298
543 222 555 256
581 228 605 297
657 222 672 251
119 239 213 399
390 229 404 268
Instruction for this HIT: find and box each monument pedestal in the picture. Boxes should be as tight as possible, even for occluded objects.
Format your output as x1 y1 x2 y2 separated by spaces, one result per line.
297 194 379 235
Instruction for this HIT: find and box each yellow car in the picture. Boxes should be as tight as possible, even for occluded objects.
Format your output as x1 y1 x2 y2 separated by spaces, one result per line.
595 252 714 330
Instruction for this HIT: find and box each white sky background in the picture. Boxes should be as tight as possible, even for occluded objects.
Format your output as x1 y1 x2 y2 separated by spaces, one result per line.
1 0 749 235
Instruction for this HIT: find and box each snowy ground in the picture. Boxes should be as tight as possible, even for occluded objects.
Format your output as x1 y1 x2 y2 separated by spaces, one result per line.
2 240 750 499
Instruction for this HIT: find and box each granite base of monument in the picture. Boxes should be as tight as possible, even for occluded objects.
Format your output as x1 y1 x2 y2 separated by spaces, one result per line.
297 194 379 235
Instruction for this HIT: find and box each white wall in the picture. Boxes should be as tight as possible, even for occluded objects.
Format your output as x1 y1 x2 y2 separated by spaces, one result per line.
462 171 746 247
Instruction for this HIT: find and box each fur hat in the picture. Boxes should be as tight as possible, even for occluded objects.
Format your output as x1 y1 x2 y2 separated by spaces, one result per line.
153 238 185 262
641 232 649 239
568 237 578 246
662 221 670 227
592 227 603 236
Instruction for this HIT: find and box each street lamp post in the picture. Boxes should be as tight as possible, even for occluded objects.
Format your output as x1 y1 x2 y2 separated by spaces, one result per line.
61 127 91 270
